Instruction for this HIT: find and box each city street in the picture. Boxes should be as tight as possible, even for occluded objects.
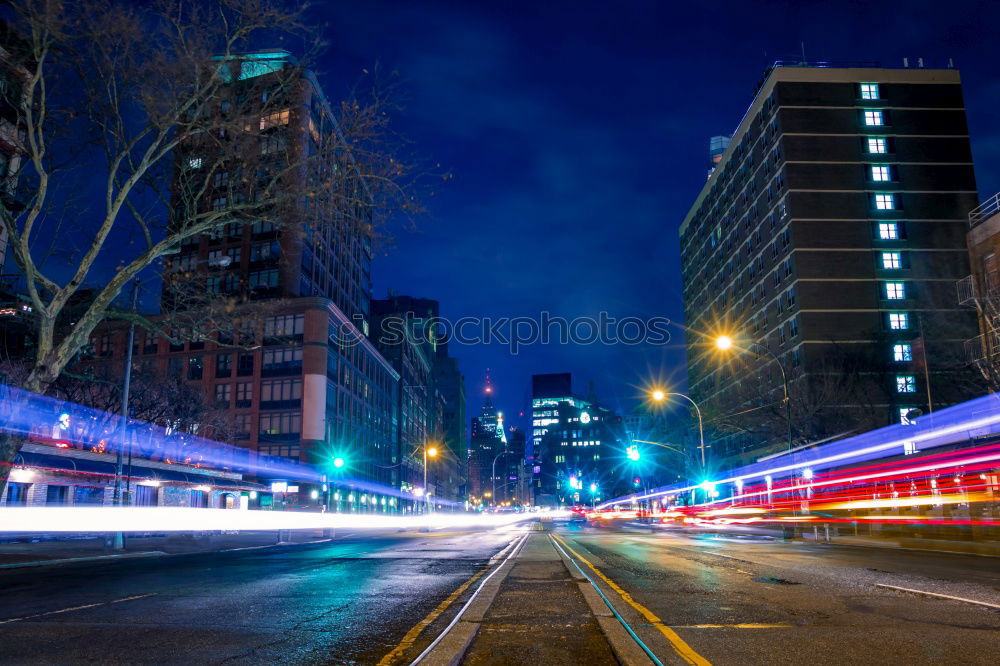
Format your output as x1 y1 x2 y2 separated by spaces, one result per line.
0 526 524 665
552 523 1000 665
2 521 998 665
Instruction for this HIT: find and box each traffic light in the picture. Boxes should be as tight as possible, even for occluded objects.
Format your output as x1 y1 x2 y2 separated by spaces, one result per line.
633 476 641 488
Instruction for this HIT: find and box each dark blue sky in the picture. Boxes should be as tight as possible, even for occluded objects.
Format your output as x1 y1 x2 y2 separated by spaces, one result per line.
313 0 1000 428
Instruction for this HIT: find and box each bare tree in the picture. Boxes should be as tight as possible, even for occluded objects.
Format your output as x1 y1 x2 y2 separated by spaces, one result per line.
0 0 424 492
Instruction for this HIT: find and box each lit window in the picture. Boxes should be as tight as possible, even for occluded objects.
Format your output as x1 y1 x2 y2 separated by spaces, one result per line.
860 83 880 100
871 165 891 182
864 110 884 126
882 252 902 269
893 343 913 361
896 375 917 393
889 313 909 330
878 222 899 240
868 137 887 154
259 109 290 130
875 193 895 210
187 157 203 169
885 282 905 300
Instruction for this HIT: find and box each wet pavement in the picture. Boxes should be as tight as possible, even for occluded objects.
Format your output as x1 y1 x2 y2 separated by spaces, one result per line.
554 524 1000 665
0 526 523 665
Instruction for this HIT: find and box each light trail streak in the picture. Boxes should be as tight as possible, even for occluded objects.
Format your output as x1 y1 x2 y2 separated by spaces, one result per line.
601 392 1000 508
0 507 537 533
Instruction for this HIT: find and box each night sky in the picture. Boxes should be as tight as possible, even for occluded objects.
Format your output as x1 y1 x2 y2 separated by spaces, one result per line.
313 0 1000 429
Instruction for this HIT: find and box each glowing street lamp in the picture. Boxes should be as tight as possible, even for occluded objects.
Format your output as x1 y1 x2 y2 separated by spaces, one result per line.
714 334 793 452
423 443 439 514
648 388 706 469
332 456 345 469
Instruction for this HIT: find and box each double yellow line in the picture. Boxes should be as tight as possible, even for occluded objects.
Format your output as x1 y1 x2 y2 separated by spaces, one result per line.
551 532 712 666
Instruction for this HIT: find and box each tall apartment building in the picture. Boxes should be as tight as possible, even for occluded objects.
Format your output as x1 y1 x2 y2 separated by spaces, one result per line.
149 51 401 510
680 63 979 467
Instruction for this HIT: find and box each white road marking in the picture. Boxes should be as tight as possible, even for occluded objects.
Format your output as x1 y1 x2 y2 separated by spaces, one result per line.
875 584 1000 610
0 593 157 625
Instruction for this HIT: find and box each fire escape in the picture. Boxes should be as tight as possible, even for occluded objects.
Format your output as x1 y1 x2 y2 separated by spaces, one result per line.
958 193 1000 371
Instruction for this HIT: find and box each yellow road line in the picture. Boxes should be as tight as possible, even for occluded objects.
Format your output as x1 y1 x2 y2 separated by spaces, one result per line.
552 532 712 666
377 533 524 666
675 622 792 629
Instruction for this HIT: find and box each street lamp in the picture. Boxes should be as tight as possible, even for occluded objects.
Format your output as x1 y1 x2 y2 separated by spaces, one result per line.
715 335 793 452
649 389 706 469
491 449 508 507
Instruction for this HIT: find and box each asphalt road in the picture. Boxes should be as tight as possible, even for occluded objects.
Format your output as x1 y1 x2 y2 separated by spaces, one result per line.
0 526 523 665
554 523 1000 665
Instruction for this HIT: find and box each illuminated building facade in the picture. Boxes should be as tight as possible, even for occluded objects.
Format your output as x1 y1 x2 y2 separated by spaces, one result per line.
530 373 625 504
680 63 980 468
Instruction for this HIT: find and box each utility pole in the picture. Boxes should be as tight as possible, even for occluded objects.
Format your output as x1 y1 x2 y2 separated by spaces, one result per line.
111 279 140 551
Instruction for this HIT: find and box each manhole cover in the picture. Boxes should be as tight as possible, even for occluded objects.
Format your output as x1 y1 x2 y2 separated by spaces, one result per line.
752 576 800 585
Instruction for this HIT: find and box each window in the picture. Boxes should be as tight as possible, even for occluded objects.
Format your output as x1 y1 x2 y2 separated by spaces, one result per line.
882 252 902 269
259 109 290 130
249 269 279 289
868 137 887 154
216 353 232 378
262 347 303 374
236 382 253 406
261 378 302 402
264 314 304 338
871 165 891 182
134 485 158 507
213 171 229 187
237 352 254 376
44 485 68 505
6 482 29 505
186 157 203 169
259 411 301 435
893 343 913 362
874 193 895 210
187 356 204 380
211 196 227 211
95 333 112 357
896 375 917 393
251 240 279 261
885 281 905 300
860 83 880 100
190 490 209 508
226 247 242 264
554 455 565 464
878 222 899 240
889 313 909 330
864 110 884 126
233 414 252 440
789 316 799 338
214 383 232 406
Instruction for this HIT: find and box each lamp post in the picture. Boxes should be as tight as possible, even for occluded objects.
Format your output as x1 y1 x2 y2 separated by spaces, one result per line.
649 390 706 469
110 279 141 551
491 449 507 507
423 444 438 514
715 335 793 452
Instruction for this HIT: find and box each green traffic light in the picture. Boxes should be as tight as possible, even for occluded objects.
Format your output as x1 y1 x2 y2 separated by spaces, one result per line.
332 457 345 469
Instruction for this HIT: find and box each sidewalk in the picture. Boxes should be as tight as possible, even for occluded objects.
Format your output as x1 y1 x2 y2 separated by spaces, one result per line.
423 528 641 666
0 530 331 568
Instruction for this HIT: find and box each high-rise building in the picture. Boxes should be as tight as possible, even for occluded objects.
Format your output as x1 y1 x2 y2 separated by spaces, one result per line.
468 388 507 502
150 51 399 511
433 342 467 501
680 62 980 468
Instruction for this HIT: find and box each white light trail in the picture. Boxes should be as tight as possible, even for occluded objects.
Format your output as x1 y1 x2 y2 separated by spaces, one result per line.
0 507 536 533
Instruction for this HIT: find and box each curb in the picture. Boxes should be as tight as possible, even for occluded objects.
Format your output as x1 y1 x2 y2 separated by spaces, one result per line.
0 537 336 571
